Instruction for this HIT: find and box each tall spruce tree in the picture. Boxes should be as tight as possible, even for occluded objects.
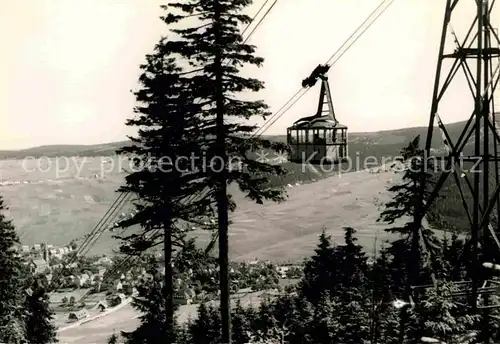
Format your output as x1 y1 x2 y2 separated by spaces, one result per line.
189 303 222 344
23 277 58 343
0 196 26 343
309 293 337 343
116 31 217 341
378 135 439 290
330 228 371 343
411 281 478 343
300 229 337 303
369 247 391 343
335 227 368 293
231 300 254 343
159 1 289 342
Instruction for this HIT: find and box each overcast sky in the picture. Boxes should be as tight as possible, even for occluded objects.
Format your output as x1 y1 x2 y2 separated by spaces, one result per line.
1 0 497 150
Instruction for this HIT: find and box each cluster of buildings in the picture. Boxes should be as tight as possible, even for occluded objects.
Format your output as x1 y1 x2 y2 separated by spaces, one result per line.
16 242 75 262
14 242 117 288
13 242 304 324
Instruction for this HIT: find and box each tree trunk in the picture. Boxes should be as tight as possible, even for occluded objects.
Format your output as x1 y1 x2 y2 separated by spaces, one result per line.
164 222 174 343
213 0 231 342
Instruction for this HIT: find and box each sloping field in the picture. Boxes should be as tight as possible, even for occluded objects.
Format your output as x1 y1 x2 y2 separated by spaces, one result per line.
0 156 132 256
0 156 368 258
0 154 439 261
227 167 427 261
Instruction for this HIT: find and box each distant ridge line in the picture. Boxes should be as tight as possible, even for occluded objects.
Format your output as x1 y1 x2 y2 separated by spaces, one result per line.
0 120 472 159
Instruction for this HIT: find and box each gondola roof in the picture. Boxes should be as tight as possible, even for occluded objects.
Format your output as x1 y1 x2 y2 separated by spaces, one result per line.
287 117 347 130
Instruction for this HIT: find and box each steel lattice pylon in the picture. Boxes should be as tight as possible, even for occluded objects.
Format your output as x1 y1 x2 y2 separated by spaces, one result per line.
413 0 500 313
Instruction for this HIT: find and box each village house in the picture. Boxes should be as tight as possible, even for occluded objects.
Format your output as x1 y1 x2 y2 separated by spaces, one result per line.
43 273 53 285
173 288 196 305
21 245 30 253
60 247 70 255
29 259 49 274
276 266 289 278
65 275 76 287
49 248 62 259
94 256 112 266
140 272 154 283
75 273 90 287
67 309 89 323
51 263 64 270
108 293 127 307
95 300 108 312
98 268 106 277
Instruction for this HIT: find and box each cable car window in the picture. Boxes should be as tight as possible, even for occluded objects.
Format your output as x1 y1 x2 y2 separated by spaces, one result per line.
325 129 333 143
313 130 325 145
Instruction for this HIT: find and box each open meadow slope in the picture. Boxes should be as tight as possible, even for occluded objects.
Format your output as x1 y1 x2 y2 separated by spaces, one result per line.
0 155 442 261
0 157 132 255
0 122 473 260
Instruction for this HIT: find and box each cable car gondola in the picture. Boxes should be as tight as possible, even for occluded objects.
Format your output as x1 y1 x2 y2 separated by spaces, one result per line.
287 64 348 164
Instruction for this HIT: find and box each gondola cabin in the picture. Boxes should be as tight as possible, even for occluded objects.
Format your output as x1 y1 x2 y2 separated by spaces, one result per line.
287 121 347 164
286 64 348 164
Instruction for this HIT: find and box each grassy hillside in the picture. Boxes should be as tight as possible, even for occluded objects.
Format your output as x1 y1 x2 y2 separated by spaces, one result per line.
0 158 421 261
0 120 481 258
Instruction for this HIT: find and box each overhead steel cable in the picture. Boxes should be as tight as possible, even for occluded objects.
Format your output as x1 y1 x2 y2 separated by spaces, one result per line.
255 0 395 137
148 0 281 212
62 0 393 298
188 1 396 239
241 0 273 39
197 0 396 252
57 2 279 294
242 0 279 44
78 192 129 251
79 193 133 257
72 224 165 307
71 254 138 309
49 191 131 292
